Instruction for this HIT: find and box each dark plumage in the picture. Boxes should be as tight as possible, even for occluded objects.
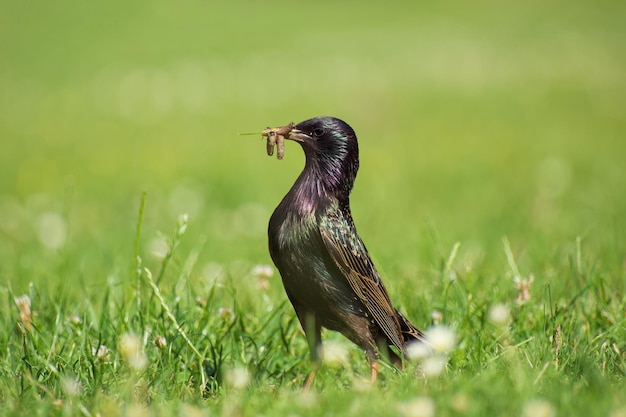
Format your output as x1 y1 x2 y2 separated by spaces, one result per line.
265 116 425 385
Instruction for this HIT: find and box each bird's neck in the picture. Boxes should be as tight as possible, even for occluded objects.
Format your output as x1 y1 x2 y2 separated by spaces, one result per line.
309 150 357 193
283 166 334 217
270 158 353 252
295 153 358 209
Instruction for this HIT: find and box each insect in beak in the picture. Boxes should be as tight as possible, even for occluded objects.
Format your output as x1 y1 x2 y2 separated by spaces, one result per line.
261 122 296 160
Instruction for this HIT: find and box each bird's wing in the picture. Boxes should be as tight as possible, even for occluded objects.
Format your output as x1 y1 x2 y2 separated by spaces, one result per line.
319 206 405 351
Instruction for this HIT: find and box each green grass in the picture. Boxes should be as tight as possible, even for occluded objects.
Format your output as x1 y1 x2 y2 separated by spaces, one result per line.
1 0 625 415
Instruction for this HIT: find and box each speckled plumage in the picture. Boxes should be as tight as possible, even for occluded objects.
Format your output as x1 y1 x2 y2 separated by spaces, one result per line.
266 116 425 381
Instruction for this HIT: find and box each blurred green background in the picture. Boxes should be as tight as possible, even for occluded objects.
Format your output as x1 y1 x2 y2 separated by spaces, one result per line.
1 0 625 295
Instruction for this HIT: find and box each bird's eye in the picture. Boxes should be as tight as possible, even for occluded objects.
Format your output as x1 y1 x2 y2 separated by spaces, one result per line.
312 128 325 137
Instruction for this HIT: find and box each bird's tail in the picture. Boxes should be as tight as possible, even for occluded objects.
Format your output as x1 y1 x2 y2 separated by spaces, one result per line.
395 309 427 344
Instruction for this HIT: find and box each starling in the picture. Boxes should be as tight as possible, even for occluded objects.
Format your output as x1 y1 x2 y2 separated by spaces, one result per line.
263 116 425 386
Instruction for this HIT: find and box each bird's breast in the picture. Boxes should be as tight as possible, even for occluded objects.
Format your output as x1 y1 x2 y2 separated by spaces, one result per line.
268 205 317 267
268 202 366 319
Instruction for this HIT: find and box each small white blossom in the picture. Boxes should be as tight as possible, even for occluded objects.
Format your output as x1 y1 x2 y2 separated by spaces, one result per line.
253 266 272 290
218 307 234 321
451 393 471 412
14 295 32 331
61 376 81 397
425 326 456 354
119 333 147 370
179 404 205 417
406 341 431 361
398 397 435 417
431 310 443 325
488 303 511 326
195 295 207 308
224 366 250 390
92 345 109 360
126 404 149 417
148 237 169 259
522 399 555 417
37 212 67 249
154 335 167 349
296 390 318 408
513 274 534 304
421 355 448 377
320 340 349 368
351 376 373 392
256 277 270 290
252 264 274 279
447 270 457 281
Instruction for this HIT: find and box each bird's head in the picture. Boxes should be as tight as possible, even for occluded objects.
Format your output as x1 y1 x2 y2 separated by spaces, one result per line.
272 116 360 196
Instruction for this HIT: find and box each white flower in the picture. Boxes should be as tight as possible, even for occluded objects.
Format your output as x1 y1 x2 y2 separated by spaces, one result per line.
430 310 443 325
61 376 81 397
451 393 471 412
252 264 274 279
154 335 167 349
320 340 349 368
421 355 448 377
148 237 169 259
126 403 149 417
398 397 435 417
425 326 457 354
14 295 32 331
119 333 147 370
406 341 431 361
179 404 205 417
522 399 555 417
92 345 109 360
253 265 273 290
256 277 270 290
513 274 534 304
218 307 234 321
37 212 67 249
224 367 250 390
296 390 318 408
202 262 225 283
488 303 511 326
351 376 373 392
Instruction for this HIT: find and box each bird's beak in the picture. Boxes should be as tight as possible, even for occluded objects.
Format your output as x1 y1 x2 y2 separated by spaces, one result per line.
262 123 311 142
285 129 311 142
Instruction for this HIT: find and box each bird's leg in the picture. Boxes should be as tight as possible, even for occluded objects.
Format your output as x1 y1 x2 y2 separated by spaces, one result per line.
299 312 322 390
363 341 381 383
303 362 320 391
370 361 379 383
377 340 404 369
